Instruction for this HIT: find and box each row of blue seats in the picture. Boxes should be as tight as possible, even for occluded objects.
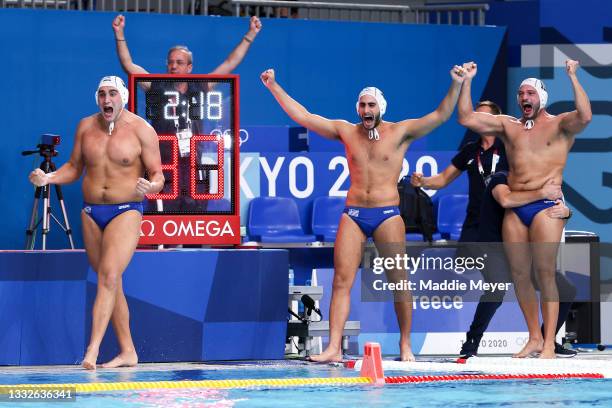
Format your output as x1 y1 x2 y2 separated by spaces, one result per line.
246 195 469 243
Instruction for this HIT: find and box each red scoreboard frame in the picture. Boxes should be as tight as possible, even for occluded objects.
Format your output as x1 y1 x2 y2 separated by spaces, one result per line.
129 74 241 245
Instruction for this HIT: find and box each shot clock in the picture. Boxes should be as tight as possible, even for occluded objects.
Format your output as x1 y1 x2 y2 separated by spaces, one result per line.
129 74 240 245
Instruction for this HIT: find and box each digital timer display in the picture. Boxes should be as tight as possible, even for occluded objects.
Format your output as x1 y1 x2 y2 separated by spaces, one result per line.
129 74 240 245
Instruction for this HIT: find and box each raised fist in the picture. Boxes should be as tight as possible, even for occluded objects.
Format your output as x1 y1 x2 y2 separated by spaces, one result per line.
112 14 125 34
260 69 276 88
249 16 262 36
462 61 477 79
450 65 467 83
566 59 579 76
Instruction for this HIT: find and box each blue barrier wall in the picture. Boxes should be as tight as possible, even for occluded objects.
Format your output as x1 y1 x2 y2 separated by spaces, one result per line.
2 9 505 249
0 249 288 365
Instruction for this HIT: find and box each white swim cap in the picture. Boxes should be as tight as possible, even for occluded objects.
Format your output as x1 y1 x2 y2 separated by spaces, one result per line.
518 78 548 111
95 76 129 107
356 87 387 116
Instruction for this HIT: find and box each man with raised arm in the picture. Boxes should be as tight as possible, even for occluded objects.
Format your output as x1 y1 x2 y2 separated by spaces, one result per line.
112 14 262 213
112 14 262 88
261 67 466 362
457 60 591 358
29 76 164 369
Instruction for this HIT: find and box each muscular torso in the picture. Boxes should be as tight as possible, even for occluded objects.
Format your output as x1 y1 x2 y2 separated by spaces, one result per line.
340 122 409 207
501 113 574 192
80 112 147 203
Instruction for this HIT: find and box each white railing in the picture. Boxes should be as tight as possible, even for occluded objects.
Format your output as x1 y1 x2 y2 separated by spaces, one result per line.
231 0 489 25
0 0 209 14
0 0 489 24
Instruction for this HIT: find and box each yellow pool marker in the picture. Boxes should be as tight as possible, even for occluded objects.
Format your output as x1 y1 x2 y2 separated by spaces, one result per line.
0 376 371 394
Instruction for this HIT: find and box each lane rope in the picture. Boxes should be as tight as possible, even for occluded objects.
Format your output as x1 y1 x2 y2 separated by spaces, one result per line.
0 377 370 393
350 357 612 378
0 372 604 394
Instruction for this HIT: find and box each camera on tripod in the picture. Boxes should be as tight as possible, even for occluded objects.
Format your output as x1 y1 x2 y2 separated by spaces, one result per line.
40 134 60 147
24 133 74 250
22 134 61 158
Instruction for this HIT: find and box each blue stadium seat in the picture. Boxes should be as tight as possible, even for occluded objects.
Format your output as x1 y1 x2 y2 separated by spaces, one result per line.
248 197 316 243
406 233 426 242
311 196 345 242
436 194 468 241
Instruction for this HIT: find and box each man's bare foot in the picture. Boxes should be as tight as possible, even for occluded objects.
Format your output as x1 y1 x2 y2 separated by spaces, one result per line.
101 350 138 368
308 347 342 363
513 338 543 358
81 347 99 370
539 344 556 359
399 343 415 362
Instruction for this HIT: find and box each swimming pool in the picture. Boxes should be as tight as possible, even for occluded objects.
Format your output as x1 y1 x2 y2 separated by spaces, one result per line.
1 359 611 407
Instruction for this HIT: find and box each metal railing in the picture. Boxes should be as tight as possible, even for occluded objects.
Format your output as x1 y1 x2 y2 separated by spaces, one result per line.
231 0 489 25
0 0 210 14
0 0 489 24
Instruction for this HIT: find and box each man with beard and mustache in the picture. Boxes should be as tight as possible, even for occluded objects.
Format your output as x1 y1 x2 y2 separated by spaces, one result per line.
260 66 466 362
457 60 591 358
29 76 164 369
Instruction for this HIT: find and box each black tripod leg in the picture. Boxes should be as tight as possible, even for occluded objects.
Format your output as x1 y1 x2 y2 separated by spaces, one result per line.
40 160 53 251
25 185 43 250
53 183 75 249
41 183 51 251
48 161 75 249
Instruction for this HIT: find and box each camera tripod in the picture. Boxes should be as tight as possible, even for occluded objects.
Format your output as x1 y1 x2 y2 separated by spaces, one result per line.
25 149 75 250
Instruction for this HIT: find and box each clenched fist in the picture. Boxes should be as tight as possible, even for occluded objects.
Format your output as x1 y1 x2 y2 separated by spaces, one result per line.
135 177 153 196
249 16 262 36
566 59 579 76
410 172 425 188
260 68 276 88
112 14 125 36
450 65 467 83
462 61 477 79
29 168 51 187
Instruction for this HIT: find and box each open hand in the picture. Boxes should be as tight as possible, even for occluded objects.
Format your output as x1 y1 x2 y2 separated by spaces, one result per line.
544 200 570 219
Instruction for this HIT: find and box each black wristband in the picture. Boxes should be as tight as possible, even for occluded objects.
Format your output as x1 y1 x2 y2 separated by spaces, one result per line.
561 208 573 220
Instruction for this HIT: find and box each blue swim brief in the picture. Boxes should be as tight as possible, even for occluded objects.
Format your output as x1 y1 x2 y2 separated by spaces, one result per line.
512 199 557 227
343 206 401 237
83 201 144 230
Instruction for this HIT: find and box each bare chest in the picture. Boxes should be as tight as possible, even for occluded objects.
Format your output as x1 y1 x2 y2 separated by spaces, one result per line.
346 133 404 168
82 129 142 168
506 123 568 158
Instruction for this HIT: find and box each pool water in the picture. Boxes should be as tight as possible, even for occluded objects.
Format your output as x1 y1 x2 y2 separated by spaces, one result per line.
1 361 610 407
